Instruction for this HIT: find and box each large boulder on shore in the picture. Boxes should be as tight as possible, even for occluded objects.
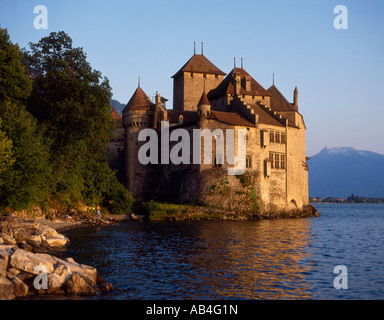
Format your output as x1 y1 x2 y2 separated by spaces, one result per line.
0 216 112 300
10 249 55 275
10 276 29 297
0 277 15 300
64 272 97 296
52 257 97 286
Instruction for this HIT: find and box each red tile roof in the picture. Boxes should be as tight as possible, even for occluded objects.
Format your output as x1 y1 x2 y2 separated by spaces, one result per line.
124 87 154 112
207 68 271 99
267 85 296 112
111 107 122 120
172 54 226 78
166 110 198 125
207 111 256 127
198 91 210 107
252 104 285 127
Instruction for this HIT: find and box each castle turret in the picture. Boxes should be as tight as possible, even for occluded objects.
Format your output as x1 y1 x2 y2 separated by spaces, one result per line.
197 90 211 128
122 84 154 201
198 90 211 117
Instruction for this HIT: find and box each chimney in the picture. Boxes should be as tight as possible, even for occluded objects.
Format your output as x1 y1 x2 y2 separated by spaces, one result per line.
153 91 161 129
244 75 251 92
293 87 298 110
234 73 241 96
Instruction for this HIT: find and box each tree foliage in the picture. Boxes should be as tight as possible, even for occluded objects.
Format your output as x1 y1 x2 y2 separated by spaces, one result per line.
0 27 32 104
0 28 133 214
0 118 15 187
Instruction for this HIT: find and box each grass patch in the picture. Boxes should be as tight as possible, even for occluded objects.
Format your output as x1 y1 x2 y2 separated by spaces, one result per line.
143 201 196 220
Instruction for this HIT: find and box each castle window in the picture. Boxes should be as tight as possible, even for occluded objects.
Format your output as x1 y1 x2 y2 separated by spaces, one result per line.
275 154 280 169
281 133 286 144
269 152 274 169
246 156 252 168
270 131 275 143
190 73 194 78
281 155 286 169
275 132 281 143
215 75 219 80
203 74 207 79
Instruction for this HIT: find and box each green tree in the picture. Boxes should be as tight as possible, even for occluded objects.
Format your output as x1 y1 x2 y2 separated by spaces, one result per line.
0 101 52 210
0 27 51 210
24 31 133 212
0 118 15 187
0 27 32 104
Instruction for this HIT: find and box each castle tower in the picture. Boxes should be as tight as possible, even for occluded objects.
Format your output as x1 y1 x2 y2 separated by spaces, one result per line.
172 51 226 111
122 84 155 201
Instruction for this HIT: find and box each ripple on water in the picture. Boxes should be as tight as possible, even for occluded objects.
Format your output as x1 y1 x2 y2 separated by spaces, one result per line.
59 204 384 300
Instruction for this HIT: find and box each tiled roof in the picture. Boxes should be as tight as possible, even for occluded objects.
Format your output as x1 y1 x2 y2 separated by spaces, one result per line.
267 85 296 112
124 87 154 112
207 111 256 127
198 91 210 106
111 107 122 120
252 104 285 127
172 54 226 78
167 110 198 125
207 68 271 99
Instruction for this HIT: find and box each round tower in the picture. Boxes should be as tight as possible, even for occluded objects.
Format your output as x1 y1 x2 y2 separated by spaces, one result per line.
122 84 154 201
197 90 211 128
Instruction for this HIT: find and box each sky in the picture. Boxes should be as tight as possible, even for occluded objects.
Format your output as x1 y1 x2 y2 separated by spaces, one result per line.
1 0 383 156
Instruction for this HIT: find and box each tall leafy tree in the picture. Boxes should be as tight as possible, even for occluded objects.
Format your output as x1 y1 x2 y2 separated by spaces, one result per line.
0 27 51 210
24 31 133 210
0 118 14 187
0 101 51 209
0 27 32 104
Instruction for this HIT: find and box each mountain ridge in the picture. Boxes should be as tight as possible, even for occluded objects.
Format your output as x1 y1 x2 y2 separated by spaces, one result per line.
309 146 384 198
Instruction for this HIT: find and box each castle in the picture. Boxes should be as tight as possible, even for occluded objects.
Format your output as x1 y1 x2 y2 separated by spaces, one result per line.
109 50 309 212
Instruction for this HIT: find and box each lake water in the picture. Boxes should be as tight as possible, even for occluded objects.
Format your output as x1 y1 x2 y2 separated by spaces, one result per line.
61 203 384 300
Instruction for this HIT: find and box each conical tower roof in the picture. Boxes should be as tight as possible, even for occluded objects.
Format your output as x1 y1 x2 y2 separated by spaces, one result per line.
124 86 154 112
198 90 211 107
111 106 122 120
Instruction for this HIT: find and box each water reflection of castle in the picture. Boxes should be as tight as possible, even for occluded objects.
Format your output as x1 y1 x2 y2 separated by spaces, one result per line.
186 220 313 299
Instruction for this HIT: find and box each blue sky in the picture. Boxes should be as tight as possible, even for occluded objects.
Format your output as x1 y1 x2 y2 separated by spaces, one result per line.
1 0 383 156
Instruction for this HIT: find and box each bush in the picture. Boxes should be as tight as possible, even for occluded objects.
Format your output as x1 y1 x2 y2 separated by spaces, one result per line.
106 180 134 215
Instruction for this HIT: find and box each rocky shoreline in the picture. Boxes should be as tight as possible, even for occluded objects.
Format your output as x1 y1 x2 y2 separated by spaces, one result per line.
0 215 114 300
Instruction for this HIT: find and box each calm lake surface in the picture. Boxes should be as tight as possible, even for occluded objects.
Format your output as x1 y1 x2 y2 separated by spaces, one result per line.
61 203 384 300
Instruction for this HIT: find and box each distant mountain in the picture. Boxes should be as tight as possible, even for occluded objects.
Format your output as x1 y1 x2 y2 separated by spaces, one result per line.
309 147 384 198
111 99 125 115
